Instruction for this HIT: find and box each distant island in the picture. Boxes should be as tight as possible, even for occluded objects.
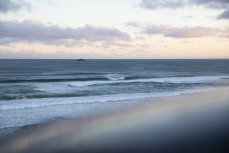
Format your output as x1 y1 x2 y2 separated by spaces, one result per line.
77 59 86 61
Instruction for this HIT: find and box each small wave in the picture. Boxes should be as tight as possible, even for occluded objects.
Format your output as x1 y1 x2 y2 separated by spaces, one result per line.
3 74 222 84
105 74 126 81
104 74 144 81
0 93 89 100
51 72 106 76
1 93 155 110
0 77 109 83
67 75 227 87
0 75 145 84
0 88 213 111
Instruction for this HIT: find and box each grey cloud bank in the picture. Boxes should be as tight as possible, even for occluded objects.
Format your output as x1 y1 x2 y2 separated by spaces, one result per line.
0 19 131 45
140 0 229 9
140 0 229 19
192 0 229 9
218 9 229 19
0 0 30 13
139 0 186 9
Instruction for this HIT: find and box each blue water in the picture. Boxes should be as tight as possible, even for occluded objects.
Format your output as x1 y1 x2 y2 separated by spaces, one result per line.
0 59 229 129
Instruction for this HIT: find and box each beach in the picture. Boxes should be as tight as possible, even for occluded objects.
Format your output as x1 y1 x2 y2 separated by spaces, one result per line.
1 87 229 153
1 0 229 152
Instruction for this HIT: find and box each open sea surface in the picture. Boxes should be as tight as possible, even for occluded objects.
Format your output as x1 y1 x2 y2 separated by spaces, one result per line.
0 59 229 130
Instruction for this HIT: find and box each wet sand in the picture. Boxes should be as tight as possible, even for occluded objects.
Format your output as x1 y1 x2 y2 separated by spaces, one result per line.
1 87 229 153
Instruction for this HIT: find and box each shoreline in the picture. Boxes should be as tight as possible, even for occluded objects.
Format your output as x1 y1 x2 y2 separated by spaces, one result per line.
1 78 229 111
1 87 229 153
0 85 229 137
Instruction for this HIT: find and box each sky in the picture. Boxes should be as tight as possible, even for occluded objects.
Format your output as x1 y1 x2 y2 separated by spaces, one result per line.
0 0 228 59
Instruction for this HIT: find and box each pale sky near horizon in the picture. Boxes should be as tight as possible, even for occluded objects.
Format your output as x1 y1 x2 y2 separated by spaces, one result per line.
0 0 229 59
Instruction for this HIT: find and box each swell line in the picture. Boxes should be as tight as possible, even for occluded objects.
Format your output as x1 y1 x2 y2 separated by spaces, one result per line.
0 77 109 83
0 76 145 83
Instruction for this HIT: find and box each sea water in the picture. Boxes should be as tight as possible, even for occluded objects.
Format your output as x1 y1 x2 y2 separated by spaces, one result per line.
0 59 229 129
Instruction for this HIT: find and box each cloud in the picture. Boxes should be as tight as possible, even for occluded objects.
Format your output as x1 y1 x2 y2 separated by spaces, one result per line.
139 0 229 9
139 0 186 9
192 0 229 9
166 27 218 38
143 25 219 38
144 25 171 35
218 9 229 19
219 28 229 38
0 19 131 45
0 0 30 13
139 0 229 20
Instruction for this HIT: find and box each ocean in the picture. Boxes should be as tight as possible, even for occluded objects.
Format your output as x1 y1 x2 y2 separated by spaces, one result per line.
0 59 229 130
